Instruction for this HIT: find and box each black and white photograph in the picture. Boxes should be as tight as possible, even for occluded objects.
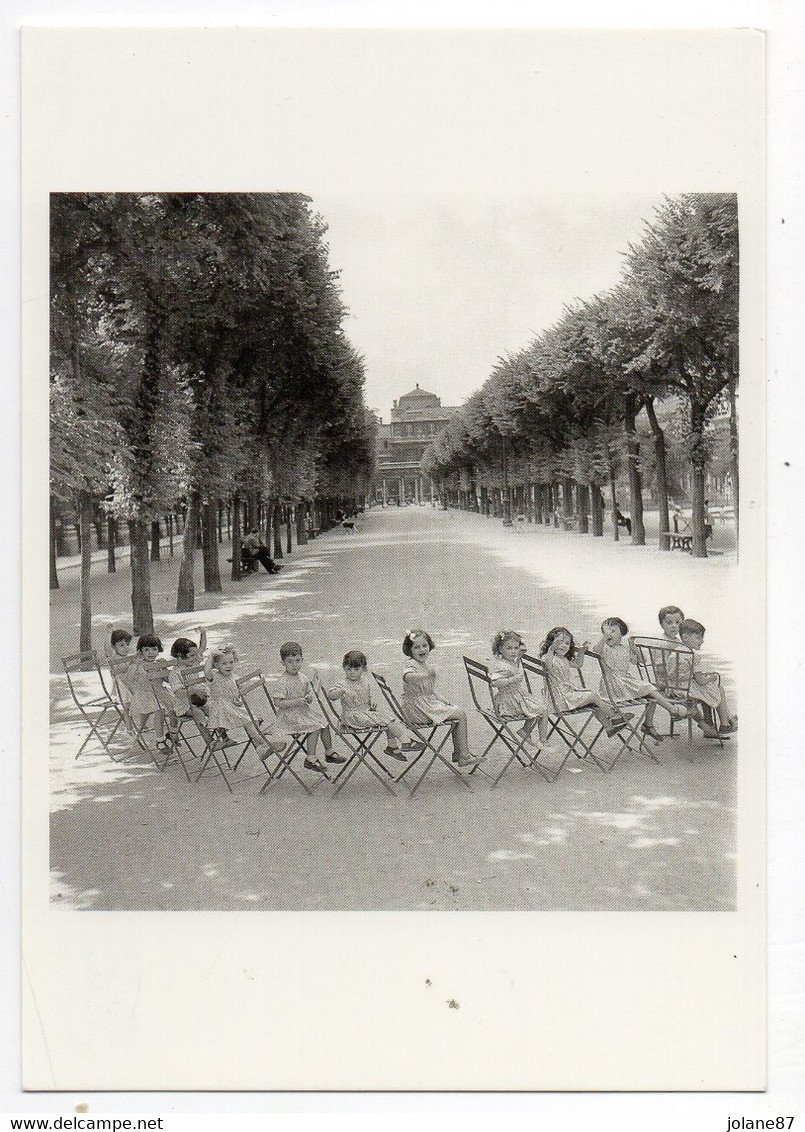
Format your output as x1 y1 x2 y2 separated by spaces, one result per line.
48 189 742 914
20 25 769 1094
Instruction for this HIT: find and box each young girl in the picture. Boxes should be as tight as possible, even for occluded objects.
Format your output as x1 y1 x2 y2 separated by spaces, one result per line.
400 629 482 769
169 628 209 724
271 642 342 775
678 619 737 738
120 634 179 753
326 650 419 762
489 630 558 754
594 617 687 740
539 627 629 737
203 646 286 763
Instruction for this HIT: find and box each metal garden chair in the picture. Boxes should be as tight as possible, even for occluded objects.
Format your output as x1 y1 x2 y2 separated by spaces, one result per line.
462 655 561 786
585 648 657 771
372 672 471 798
237 670 318 796
631 637 722 750
520 652 608 773
61 650 127 760
314 681 397 798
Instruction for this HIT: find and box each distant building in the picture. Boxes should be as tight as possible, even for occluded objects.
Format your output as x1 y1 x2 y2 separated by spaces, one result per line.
372 384 457 504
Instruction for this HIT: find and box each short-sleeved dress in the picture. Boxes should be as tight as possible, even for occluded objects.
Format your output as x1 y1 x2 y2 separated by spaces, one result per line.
400 659 459 726
109 656 132 708
206 671 251 731
489 656 545 719
543 654 589 711
329 673 405 739
123 658 176 717
271 672 328 734
598 641 656 702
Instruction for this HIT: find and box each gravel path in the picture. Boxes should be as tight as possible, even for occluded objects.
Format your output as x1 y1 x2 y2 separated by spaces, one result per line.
49 506 737 911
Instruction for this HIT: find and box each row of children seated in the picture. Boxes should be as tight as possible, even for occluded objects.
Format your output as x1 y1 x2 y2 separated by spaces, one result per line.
102 603 735 779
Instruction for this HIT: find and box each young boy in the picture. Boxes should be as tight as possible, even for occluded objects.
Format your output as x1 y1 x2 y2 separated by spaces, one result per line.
678 618 737 738
642 606 686 741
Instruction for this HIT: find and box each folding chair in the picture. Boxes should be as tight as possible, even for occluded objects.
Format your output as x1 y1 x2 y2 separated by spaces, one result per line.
585 649 657 771
174 664 259 792
314 682 397 797
520 652 609 773
141 663 193 780
237 670 319 796
61 650 127 760
372 672 472 798
631 637 723 751
463 656 565 785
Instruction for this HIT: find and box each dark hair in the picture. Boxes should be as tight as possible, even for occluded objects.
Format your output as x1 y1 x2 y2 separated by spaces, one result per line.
170 637 196 659
679 619 706 637
280 641 303 661
402 629 435 657
658 605 685 626
602 617 628 637
343 650 368 670
137 634 163 653
110 629 132 647
491 629 523 656
539 626 576 659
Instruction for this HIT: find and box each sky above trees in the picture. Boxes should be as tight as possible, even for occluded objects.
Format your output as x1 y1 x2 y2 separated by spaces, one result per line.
314 192 666 418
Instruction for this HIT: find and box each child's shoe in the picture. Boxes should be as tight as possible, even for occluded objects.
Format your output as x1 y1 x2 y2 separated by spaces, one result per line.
605 718 628 737
304 757 329 775
384 745 408 762
454 753 484 769
325 750 347 764
401 739 424 752
641 723 664 743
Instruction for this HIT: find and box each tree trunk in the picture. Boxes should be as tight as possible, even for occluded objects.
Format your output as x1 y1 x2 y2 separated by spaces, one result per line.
623 398 646 545
176 492 200 612
128 517 154 634
644 397 671 551
218 502 224 544
107 515 117 573
150 519 161 561
297 502 308 545
272 500 284 559
690 400 709 558
286 505 293 555
577 484 589 533
167 514 173 557
78 491 93 660
607 449 620 542
230 493 243 580
591 483 604 537
728 374 739 542
201 498 223 593
49 497 60 590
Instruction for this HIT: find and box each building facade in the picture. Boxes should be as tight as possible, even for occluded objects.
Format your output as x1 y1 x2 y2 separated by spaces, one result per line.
372 384 457 505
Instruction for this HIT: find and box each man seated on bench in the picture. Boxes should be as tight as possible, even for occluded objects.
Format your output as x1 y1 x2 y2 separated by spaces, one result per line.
616 508 632 536
242 528 281 573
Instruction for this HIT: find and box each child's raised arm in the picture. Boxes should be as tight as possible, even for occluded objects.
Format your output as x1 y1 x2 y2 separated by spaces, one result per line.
203 654 215 681
592 635 608 657
196 627 208 654
570 641 589 670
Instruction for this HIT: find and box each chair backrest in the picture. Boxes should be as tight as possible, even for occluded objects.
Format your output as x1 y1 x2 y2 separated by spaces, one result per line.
631 636 693 697
585 647 619 703
179 661 209 699
462 656 495 714
521 650 587 714
61 650 111 707
312 680 344 730
372 671 404 720
235 669 265 700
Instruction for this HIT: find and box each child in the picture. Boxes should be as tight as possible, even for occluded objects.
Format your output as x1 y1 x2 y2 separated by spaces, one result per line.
539 627 629 737
488 630 557 754
400 629 483 770
169 628 209 724
594 617 687 741
204 646 286 763
271 642 343 775
677 619 737 737
104 622 134 721
642 605 686 740
119 634 179 753
326 650 419 762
